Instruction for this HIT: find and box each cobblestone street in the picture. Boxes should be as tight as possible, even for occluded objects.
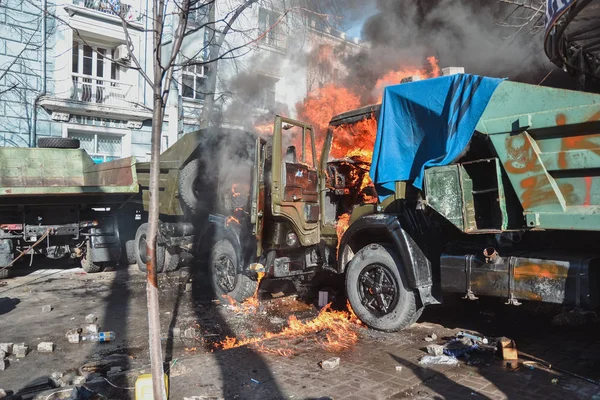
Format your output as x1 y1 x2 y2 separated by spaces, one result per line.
1 264 599 399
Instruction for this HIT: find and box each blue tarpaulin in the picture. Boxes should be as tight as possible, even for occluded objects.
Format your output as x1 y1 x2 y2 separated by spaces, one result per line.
369 74 503 198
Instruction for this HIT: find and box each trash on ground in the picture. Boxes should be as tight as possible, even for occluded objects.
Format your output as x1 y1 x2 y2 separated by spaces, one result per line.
395 365 403 372
250 378 260 384
320 357 341 370
419 355 459 366
426 344 445 356
444 337 478 358
457 331 489 344
84 313 98 324
497 337 518 360
68 385 97 400
81 332 115 342
424 333 438 342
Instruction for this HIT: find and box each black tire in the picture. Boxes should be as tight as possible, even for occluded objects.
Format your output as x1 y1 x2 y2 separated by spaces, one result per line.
178 158 211 216
163 249 180 272
345 243 422 332
81 241 104 273
209 239 257 303
134 223 165 274
38 137 80 149
124 239 136 265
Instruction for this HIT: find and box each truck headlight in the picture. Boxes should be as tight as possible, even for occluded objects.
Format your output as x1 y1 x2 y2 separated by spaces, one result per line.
285 231 298 247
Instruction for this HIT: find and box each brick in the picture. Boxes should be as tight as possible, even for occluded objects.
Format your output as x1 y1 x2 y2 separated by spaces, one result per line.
37 342 54 353
41 304 52 313
0 343 12 355
84 313 97 323
83 324 100 334
13 343 28 358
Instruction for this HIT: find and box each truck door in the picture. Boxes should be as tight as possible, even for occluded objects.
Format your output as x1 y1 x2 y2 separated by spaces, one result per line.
270 116 320 246
252 137 267 256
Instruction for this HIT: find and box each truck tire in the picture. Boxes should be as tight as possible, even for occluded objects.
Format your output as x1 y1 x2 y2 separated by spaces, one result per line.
178 158 210 216
123 239 137 265
163 249 180 272
134 223 166 274
345 243 422 332
209 239 257 303
81 242 104 273
38 137 80 149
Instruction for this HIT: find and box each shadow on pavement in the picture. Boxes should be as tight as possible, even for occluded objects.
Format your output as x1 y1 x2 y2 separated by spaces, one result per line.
0 296 20 315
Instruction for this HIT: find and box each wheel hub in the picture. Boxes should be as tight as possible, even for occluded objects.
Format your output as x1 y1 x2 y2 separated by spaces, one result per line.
213 255 237 293
358 263 399 316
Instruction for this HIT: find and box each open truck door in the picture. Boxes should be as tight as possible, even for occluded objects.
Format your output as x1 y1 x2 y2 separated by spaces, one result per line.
270 116 320 246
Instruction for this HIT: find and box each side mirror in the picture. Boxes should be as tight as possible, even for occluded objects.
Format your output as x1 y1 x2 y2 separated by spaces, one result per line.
285 145 297 164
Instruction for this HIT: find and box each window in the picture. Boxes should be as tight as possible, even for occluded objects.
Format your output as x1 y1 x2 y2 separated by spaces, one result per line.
257 75 277 110
69 132 122 163
72 41 120 104
182 64 208 100
188 4 209 28
258 8 285 49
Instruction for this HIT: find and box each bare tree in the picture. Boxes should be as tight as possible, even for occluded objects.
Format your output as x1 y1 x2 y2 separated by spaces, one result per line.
497 0 546 38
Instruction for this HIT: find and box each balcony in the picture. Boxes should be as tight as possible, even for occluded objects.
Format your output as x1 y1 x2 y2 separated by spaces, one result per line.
69 0 141 23
71 73 136 107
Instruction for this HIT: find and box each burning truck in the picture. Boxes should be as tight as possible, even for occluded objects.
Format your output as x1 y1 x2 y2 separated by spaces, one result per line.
132 71 600 331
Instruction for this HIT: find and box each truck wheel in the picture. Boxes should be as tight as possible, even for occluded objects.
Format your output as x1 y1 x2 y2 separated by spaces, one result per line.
210 239 257 303
134 223 165 274
81 242 104 273
178 158 210 216
345 243 422 332
37 137 80 149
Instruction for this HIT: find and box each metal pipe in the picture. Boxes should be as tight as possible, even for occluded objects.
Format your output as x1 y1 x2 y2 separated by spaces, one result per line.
30 0 47 147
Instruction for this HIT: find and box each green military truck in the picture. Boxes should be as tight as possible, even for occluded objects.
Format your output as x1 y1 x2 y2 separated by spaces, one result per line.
130 73 600 331
0 138 140 278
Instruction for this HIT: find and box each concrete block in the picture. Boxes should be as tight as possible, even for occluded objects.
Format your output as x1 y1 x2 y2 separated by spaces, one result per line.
83 324 100 334
0 358 7 370
183 328 197 339
13 343 27 358
0 350 6 359
426 344 445 356
0 343 13 355
84 313 97 324
172 328 181 338
320 357 340 370
41 304 52 313
37 342 54 353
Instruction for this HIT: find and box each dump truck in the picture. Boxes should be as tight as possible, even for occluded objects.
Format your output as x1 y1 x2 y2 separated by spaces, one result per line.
135 73 600 331
0 138 140 278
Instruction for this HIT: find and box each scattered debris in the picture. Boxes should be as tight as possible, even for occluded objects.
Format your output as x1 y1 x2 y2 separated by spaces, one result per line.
81 331 115 342
0 359 7 371
426 344 445 356
497 337 518 360
419 355 459 366
457 331 488 344
83 324 100 334
13 343 28 358
41 304 53 313
84 313 98 324
270 317 285 325
185 282 193 292
551 378 559 385
72 375 87 385
424 333 438 342
0 350 5 360
0 344 12 355
172 328 181 338
395 365 403 372
66 329 82 344
68 386 97 400
320 357 340 370
444 337 478 358
37 342 54 353
271 291 285 298
250 378 260 384
184 328 197 339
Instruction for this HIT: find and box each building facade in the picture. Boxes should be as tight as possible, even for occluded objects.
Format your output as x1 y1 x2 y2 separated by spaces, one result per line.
0 0 361 162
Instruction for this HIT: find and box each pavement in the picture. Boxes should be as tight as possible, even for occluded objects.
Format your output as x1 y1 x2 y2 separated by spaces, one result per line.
1 261 600 400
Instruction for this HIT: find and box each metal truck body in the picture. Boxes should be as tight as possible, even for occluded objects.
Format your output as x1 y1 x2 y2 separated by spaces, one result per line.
0 145 139 277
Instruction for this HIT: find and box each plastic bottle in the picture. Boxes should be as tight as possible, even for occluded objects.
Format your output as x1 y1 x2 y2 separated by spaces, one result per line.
81 331 115 342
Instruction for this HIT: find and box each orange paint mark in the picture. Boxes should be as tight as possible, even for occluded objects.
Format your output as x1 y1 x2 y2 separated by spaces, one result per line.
504 134 541 174
584 176 592 206
520 175 574 209
556 114 566 126
514 263 569 279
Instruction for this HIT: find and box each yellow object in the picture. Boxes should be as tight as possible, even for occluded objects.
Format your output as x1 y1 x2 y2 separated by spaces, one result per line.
135 373 169 400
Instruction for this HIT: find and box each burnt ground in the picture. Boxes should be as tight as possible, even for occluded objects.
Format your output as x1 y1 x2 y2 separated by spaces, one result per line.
0 261 600 400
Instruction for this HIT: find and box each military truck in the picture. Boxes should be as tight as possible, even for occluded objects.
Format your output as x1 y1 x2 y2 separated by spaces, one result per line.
0 138 139 278
136 73 600 331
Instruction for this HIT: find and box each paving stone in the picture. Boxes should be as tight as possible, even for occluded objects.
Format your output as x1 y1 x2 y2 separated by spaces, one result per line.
41 304 52 313
37 342 54 353
0 343 13 354
13 343 28 358
84 313 97 323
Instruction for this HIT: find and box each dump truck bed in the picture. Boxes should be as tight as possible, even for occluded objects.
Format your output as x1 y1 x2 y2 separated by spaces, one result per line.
0 148 139 204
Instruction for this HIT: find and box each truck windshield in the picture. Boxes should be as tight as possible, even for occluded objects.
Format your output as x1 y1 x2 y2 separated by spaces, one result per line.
282 124 315 168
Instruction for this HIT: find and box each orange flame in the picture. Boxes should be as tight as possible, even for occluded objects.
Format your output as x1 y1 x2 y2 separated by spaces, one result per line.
218 303 361 356
374 56 440 98
222 271 265 313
